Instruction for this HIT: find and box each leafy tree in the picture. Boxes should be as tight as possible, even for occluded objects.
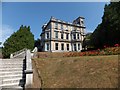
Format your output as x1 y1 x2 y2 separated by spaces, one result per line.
34 38 42 52
90 2 120 48
2 25 34 58
83 33 93 49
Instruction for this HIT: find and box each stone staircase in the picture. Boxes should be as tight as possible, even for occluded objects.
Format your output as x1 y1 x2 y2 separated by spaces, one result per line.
0 48 33 90
0 58 25 89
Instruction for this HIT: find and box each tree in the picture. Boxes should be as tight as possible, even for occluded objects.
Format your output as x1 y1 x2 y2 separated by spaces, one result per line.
34 38 42 52
90 2 120 48
83 33 93 50
2 25 34 58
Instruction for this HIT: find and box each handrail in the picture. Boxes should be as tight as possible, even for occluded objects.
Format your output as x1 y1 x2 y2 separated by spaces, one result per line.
12 48 27 56
10 48 27 58
25 49 33 88
10 48 33 88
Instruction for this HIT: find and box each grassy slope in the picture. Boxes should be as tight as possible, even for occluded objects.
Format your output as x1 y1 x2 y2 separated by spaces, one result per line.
33 55 118 88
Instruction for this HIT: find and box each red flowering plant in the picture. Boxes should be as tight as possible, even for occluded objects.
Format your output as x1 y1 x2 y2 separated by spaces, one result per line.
114 44 119 47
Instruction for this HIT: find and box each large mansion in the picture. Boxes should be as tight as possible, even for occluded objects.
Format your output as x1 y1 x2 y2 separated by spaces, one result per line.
40 16 86 52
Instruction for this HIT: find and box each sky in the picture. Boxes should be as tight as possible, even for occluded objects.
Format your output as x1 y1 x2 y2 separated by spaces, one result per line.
1 2 109 46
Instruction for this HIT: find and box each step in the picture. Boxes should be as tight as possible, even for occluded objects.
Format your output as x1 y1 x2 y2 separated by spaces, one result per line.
0 63 23 66
2 78 25 85
0 64 24 68
0 71 23 76
0 74 23 79
1 86 23 89
1 58 24 60
0 68 23 71
0 61 24 64
0 82 24 87
0 58 24 61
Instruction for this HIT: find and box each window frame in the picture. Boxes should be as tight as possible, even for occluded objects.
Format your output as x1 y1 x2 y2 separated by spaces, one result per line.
55 31 58 39
46 43 49 50
78 44 80 50
73 33 76 40
46 32 49 39
61 33 64 39
55 43 58 50
66 33 69 40
74 44 76 51
77 33 79 39
61 43 64 50
55 23 58 29
67 44 69 51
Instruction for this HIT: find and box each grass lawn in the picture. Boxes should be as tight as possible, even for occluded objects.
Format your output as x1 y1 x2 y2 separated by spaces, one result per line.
33 55 118 88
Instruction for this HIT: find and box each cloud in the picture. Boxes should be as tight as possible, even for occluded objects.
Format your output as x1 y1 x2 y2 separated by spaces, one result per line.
0 25 14 47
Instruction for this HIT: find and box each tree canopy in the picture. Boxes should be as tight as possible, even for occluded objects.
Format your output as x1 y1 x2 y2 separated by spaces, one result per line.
2 25 34 58
90 2 120 48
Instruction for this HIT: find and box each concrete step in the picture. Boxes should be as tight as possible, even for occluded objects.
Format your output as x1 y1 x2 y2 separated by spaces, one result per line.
1 86 23 89
0 71 23 76
2 78 25 85
0 68 23 71
0 82 24 88
0 64 24 68
0 74 23 79
0 61 24 64
0 63 23 65
1 58 24 60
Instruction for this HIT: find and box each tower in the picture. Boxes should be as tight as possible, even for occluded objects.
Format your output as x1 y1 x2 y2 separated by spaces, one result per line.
73 16 85 27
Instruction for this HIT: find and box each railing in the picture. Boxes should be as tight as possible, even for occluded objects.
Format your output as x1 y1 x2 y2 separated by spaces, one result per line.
10 48 27 58
24 49 33 88
10 48 33 88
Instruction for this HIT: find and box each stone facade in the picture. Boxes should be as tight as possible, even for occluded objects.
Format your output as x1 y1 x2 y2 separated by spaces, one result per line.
40 16 86 52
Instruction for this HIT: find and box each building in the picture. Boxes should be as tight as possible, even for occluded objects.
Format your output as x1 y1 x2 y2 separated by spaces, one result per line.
40 16 86 52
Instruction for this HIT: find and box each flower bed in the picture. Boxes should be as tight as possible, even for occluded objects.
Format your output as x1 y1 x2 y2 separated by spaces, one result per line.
64 46 120 57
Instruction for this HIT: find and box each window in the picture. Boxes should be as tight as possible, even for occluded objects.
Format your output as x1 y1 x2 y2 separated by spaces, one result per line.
55 43 58 50
77 33 79 39
61 33 64 39
66 25 68 30
66 33 69 39
61 24 63 30
73 33 76 40
55 23 58 29
46 32 49 39
55 32 58 38
81 21 84 25
78 44 80 50
67 44 69 51
74 44 76 51
47 43 49 50
61 43 64 50
71 26 73 30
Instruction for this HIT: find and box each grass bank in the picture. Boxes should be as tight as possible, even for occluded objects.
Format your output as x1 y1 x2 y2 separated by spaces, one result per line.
33 55 118 88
